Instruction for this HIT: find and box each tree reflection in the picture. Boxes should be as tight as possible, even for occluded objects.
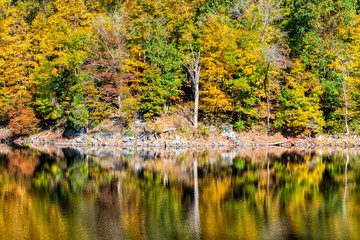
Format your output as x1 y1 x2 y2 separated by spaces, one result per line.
0 145 360 239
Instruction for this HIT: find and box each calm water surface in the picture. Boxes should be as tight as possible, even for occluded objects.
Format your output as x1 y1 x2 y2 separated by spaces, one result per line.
0 144 359 239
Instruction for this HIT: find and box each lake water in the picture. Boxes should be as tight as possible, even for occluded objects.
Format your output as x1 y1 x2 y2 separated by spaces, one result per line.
0 144 359 239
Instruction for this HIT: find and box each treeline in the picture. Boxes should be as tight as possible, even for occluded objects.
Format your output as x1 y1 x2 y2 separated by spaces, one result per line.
1 0 360 135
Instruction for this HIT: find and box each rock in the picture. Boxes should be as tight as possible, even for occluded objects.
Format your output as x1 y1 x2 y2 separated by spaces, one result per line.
76 127 86 135
174 135 180 141
81 134 90 141
209 125 216 132
101 133 113 140
234 140 244 146
221 126 233 137
63 128 75 138
223 125 233 133
136 131 145 141
122 135 134 143
170 140 182 147
181 139 189 146
221 132 229 137
147 133 156 141
150 140 160 147
93 134 103 141
295 141 307 148
227 132 237 141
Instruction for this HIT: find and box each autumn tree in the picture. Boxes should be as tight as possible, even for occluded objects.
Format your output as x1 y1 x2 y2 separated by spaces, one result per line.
0 0 34 123
31 0 92 126
141 17 185 115
88 8 131 110
184 38 201 129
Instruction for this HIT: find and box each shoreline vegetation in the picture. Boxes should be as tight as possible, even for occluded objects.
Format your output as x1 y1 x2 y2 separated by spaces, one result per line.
2 0 360 142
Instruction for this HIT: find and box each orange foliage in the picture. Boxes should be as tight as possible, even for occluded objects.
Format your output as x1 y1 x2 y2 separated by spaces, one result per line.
8 107 40 135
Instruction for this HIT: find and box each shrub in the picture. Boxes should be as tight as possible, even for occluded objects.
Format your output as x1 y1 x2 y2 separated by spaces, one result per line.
8 108 40 135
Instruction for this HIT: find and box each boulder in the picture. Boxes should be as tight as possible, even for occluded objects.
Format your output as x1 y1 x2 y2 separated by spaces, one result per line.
221 125 233 137
150 140 160 147
81 134 90 141
227 132 237 141
101 133 113 140
209 125 216 132
122 135 134 143
63 128 75 138
93 134 103 141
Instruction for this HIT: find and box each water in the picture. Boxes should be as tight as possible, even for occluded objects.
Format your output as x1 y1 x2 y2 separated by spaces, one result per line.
0 144 359 239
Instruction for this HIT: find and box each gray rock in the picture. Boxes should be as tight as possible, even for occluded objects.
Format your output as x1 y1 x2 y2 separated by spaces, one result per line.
227 132 237 141
122 136 134 143
150 140 160 147
209 125 216 132
135 120 141 126
136 131 145 141
101 133 113 140
81 134 90 141
93 134 103 141
223 125 233 133
234 140 244 146
170 140 182 146
147 133 156 141
221 131 229 137
174 135 180 141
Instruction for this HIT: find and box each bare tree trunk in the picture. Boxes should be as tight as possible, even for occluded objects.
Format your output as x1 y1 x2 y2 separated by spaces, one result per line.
258 87 261 120
164 102 169 114
185 47 201 129
117 86 122 109
114 67 121 109
343 85 349 135
194 81 199 129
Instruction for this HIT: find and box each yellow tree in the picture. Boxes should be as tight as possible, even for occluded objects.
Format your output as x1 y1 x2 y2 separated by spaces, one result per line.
198 14 235 119
31 0 92 122
255 0 287 130
328 13 360 135
0 0 38 133
329 43 360 135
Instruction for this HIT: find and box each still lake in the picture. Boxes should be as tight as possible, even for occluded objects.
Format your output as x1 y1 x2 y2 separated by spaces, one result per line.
0 144 359 239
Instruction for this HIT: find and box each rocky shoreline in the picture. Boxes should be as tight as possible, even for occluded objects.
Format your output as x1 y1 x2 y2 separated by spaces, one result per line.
13 132 360 149
3 123 360 149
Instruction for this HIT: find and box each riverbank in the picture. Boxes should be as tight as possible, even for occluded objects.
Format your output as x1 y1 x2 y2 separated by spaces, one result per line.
8 129 360 149
2 117 360 148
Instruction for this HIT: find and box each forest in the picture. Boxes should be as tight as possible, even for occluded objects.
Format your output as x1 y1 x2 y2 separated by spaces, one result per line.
1 0 360 136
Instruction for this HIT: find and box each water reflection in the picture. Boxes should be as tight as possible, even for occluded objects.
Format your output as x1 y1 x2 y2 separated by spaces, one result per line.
194 160 200 238
0 145 360 239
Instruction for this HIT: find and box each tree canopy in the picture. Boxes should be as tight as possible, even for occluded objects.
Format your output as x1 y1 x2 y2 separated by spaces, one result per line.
1 0 360 135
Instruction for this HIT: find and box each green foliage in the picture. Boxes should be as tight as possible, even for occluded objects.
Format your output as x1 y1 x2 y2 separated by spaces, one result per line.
140 67 167 118
143 17 185 105
234 121 246 132
68 93 89 128
2 0 360 135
